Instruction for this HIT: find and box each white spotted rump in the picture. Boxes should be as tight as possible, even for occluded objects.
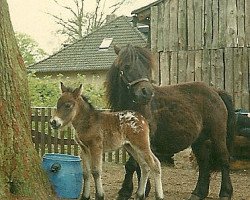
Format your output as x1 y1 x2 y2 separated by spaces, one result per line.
117 111 142 132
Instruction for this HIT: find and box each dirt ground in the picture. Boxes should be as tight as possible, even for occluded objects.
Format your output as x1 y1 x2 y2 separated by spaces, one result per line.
96 149 250 200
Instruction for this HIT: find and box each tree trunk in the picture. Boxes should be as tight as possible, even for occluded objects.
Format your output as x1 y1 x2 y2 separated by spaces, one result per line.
0 0 56 199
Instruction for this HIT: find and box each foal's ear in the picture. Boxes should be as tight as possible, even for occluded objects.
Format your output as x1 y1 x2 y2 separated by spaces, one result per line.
73 84 82 98
114 45 120 55
60 82 67 93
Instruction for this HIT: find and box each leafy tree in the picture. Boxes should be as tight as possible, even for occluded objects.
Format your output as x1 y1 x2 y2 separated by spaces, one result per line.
15 32 48 66
48 0 130 43
0 0 56 199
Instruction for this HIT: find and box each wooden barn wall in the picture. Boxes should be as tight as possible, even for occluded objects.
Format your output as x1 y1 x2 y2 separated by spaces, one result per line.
150 0 250 110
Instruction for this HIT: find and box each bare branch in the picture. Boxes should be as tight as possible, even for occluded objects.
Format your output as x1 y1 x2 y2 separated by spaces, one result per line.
48 0 131 42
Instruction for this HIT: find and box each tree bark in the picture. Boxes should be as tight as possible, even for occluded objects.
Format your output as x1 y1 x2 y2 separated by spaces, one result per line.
0 0 56 199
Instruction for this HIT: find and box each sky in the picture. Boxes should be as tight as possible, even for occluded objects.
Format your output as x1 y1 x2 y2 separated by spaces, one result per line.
7 0 155 55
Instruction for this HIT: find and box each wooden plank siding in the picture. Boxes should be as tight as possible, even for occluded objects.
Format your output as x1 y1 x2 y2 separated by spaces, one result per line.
151 0 250 51
31 107 129 164
150 0 250 110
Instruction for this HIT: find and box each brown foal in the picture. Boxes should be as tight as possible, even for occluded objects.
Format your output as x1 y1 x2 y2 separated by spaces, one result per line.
50 83 163 200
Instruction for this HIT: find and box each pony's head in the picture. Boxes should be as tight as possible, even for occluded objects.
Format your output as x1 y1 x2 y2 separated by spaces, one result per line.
50 82 83 129
106 44 155 110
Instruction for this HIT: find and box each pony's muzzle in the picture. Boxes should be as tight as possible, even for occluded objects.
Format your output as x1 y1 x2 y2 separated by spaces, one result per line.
134 87 154 104
50 118 62 129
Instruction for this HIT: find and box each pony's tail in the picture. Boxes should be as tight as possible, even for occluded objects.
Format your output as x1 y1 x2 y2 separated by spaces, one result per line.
217 90 236 156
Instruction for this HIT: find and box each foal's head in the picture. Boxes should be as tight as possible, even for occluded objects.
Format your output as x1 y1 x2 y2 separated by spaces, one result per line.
50 82 85 129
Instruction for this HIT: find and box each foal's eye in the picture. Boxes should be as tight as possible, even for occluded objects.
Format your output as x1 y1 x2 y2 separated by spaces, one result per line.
64 103 72 109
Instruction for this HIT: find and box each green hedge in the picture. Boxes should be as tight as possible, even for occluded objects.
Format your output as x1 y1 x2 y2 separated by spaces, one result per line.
28 73 106 108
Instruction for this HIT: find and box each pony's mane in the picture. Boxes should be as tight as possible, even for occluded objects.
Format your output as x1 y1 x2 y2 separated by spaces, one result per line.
64 86 95 110
119 45 155 72
105 45 155 111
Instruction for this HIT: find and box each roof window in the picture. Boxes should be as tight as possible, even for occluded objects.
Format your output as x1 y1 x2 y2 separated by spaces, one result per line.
99 38 113 50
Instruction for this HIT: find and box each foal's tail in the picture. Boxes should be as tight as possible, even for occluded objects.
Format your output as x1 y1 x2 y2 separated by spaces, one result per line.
217 90 236 155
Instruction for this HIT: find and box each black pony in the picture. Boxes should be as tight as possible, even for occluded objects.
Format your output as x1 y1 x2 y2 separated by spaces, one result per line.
106 44 235 200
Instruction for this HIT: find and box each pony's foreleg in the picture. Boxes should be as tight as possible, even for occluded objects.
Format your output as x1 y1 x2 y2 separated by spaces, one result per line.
190 140 211 200
117 156 138 200
90 148 104 200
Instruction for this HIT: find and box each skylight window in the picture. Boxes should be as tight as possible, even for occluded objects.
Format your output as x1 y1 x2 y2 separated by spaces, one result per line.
99 38 113 50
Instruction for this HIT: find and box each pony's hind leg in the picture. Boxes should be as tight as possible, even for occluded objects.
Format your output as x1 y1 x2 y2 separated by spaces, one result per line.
212 137 233 199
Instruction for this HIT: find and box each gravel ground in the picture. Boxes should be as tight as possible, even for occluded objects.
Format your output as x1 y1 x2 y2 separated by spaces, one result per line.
86 149 250 200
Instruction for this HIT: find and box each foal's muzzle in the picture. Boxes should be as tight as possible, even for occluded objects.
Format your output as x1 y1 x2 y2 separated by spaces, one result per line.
50 119 62 129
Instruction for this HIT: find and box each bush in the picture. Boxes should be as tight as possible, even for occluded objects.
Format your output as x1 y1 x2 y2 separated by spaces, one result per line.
28 73 106 108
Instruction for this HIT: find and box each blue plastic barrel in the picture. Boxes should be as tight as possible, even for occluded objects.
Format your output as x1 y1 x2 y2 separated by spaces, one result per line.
42 153 83 199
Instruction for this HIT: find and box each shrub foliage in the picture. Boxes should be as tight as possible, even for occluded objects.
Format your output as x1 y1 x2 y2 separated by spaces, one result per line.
28 73 106 108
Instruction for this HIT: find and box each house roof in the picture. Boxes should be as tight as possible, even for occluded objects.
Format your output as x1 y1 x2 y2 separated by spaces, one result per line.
131 0 164 24
131 0 164 15
29 16 147 73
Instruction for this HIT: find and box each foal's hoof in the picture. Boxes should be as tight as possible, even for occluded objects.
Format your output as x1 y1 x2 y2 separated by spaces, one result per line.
135 194 145 200
188 194 202 200
80 196 90 200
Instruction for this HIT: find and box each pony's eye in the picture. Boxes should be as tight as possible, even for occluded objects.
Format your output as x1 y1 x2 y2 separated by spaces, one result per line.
64 103 72 109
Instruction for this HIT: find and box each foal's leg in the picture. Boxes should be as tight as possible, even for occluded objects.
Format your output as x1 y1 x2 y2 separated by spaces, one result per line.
133 143 163 200
75 135 91 200
124 144 150 200
90 147 104 200
135 161 151 197
80 151 91 200
76 139 92 200
143 152 164 200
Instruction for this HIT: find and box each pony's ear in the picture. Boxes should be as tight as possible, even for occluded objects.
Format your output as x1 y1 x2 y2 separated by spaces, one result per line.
60 82 67 93
73 84 82 98
114 45 120 55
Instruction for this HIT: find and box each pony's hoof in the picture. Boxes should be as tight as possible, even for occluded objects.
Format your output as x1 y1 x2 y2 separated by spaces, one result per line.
95 193 104 200
188 194 202 200
116 195 130 200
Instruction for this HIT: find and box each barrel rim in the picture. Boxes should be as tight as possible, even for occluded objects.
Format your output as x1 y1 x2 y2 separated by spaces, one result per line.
43 153 81 162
